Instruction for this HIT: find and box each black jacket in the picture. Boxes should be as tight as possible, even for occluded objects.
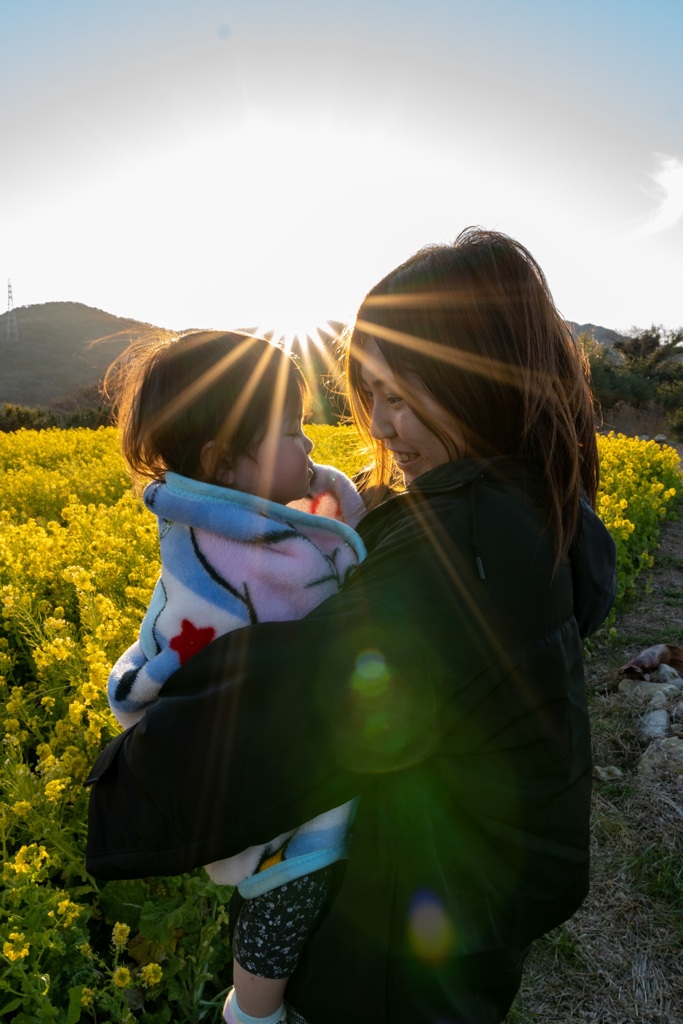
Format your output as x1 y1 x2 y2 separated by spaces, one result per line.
86 458 616 1023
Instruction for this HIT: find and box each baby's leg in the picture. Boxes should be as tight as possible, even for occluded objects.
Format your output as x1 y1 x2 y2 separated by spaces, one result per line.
224 963 288 1023
224 869 334 1024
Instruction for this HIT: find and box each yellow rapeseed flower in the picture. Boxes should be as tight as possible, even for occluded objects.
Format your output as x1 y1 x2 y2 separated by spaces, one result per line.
81 988 95 1008
112 966 131 989
140 962 163 987
44 778 69 802
3 932 30 961
10 844 49 877
112 922 131 949
54 898 81 926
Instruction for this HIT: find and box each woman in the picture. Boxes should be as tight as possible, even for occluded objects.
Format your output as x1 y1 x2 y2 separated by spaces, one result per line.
86 228 617 1024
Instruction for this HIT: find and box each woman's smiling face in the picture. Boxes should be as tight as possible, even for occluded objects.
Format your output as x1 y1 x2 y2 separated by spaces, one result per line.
359 339 466 485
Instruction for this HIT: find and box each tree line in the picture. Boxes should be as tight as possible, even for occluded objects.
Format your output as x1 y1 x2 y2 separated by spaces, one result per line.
582 325 683 440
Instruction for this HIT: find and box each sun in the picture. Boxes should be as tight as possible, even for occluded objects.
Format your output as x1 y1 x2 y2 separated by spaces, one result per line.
252 317 347 421
255 320 333 356
254 316 345 372
250 292 350 359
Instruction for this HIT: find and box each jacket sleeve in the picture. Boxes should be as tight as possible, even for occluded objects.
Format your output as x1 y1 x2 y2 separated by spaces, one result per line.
569 498 617 638
85 485 616 882
85 516 442 880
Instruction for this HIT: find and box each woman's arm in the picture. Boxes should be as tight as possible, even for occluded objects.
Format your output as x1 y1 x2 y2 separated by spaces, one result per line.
86 482 617 882
85 532 440 879
570 499 617 637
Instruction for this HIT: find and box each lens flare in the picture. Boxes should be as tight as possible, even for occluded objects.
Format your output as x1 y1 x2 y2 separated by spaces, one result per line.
407 889 455 965
351 649 390 699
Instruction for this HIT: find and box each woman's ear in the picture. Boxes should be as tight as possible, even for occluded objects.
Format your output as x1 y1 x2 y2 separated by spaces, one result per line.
200 440 235 486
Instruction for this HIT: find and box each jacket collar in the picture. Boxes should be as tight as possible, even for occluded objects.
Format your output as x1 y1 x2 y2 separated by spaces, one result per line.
405 456 539 495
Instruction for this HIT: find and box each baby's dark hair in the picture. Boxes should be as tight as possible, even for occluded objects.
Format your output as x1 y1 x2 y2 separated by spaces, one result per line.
105 331 309 484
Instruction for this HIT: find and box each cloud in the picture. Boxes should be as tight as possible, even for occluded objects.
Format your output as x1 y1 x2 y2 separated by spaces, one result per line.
632 154 683 238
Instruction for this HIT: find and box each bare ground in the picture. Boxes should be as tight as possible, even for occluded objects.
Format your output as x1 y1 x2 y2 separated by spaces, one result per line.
508 498 683 1023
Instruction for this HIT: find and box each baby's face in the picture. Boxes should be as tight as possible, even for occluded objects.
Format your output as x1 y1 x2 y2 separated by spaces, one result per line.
226 412 314 505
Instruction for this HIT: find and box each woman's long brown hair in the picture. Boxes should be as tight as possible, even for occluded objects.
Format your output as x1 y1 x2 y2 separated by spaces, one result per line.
344 227 599 562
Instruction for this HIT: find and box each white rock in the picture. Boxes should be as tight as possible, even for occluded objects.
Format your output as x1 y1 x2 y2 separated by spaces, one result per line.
650 663 683 685
638 736 683 776
672 701 683 723
638 707 670 740
618 679 682 701
594 765 624 780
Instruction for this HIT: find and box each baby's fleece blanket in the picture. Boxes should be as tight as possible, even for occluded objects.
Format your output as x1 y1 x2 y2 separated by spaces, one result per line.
108 463 366 895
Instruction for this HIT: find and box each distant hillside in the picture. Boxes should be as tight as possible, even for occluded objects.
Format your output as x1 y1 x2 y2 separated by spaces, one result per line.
567 322 629 347
0 302 175 408
0 301 626 411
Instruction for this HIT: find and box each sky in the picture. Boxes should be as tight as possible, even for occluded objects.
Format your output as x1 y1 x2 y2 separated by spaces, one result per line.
2 0 682 340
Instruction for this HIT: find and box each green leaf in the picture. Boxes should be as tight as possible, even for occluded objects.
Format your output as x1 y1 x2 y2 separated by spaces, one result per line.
139 898 185 941
0 999 22 1017
99 878 151 930
66 986 84 1024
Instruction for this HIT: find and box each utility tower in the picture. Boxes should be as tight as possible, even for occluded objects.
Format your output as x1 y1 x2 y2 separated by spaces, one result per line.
6 279 19 344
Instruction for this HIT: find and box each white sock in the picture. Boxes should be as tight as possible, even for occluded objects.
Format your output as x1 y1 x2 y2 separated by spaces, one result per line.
223 986 286 1024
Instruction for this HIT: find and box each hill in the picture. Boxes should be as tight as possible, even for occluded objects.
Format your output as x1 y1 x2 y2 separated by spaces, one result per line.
0 301 625 411
567 321 629 347
0 302 175 407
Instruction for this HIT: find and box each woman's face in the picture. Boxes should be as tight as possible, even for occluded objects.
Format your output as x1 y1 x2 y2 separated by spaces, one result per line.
359 339 465 485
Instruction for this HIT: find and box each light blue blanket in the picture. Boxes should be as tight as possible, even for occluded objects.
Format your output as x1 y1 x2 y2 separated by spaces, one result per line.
108 464 366 894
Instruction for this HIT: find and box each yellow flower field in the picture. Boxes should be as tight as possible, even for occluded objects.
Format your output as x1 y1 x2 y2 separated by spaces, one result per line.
0 425 680 1022
596 432 681 601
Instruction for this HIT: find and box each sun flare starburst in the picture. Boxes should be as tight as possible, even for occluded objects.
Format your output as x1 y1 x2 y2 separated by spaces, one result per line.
255 320 343 359
253 318 346 418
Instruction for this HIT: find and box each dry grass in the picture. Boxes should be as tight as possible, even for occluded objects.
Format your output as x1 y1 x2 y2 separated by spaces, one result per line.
507 514 683 1024
600 404 674 441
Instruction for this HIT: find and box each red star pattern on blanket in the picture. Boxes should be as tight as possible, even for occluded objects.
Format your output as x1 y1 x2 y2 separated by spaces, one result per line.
169 619 217 665
309 491 342 520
